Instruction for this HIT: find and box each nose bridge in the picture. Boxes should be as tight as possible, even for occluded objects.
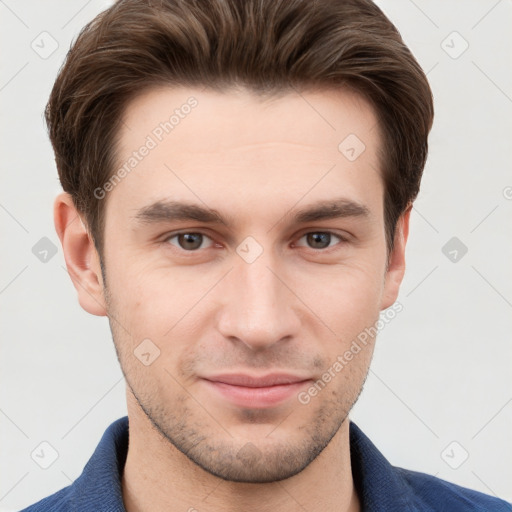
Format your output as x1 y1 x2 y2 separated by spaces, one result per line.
241 254 280 312
216 244 299 350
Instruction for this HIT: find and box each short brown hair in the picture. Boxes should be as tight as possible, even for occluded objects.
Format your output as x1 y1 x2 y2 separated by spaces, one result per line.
46 0 434 260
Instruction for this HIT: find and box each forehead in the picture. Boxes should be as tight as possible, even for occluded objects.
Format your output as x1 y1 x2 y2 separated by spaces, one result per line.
118 85 380 156
107 85 383 226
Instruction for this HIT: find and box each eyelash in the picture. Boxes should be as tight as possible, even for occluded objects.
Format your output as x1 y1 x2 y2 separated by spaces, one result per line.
161 230 348 254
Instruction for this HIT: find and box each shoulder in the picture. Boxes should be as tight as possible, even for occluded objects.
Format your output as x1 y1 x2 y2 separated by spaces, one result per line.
17 416 129 512
396 467 512 511
349 421 511 511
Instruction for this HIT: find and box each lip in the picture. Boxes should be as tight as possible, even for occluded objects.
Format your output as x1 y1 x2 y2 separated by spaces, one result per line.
201 373 312 408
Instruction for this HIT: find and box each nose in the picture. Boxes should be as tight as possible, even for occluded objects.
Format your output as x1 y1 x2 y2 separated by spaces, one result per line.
215 250 301 351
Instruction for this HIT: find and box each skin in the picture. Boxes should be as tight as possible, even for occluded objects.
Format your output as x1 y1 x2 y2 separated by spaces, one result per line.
55 86 410 512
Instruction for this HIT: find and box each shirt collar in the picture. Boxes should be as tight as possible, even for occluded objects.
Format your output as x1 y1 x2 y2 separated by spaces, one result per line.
69 416 417 511
349 422 419 511
72 416 129 511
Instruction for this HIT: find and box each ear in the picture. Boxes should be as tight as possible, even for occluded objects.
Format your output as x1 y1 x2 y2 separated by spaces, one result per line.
54 192 107 316
380 204 411 310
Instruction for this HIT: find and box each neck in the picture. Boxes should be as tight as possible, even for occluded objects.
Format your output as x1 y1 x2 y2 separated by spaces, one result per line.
121 392 360 512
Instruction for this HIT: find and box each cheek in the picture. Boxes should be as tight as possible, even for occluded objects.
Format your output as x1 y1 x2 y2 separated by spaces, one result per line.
300 259 385 321
304 271 384 372
110 257 180 315
108 268 207 369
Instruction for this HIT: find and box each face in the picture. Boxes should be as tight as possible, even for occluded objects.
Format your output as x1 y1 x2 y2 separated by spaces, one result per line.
87 86 407 482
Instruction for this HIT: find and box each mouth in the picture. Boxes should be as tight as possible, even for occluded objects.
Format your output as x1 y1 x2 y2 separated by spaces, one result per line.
201 373 312 408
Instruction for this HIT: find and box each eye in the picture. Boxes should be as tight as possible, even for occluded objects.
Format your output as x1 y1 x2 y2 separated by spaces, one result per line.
164 232 215 251
295 231 345 250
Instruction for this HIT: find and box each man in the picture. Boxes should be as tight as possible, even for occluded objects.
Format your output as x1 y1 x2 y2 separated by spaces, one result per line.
21 0 511 510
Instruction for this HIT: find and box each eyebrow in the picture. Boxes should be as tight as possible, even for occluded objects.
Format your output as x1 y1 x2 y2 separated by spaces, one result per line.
131 197 371 228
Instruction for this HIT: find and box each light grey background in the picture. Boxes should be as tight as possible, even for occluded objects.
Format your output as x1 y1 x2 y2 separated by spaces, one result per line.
1 0 511 510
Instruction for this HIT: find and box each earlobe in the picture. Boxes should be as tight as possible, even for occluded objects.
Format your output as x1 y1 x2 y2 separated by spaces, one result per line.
380 204 412 311
54 192 107 316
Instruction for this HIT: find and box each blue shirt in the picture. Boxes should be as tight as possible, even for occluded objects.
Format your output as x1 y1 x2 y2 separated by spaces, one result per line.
20 416 511 511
